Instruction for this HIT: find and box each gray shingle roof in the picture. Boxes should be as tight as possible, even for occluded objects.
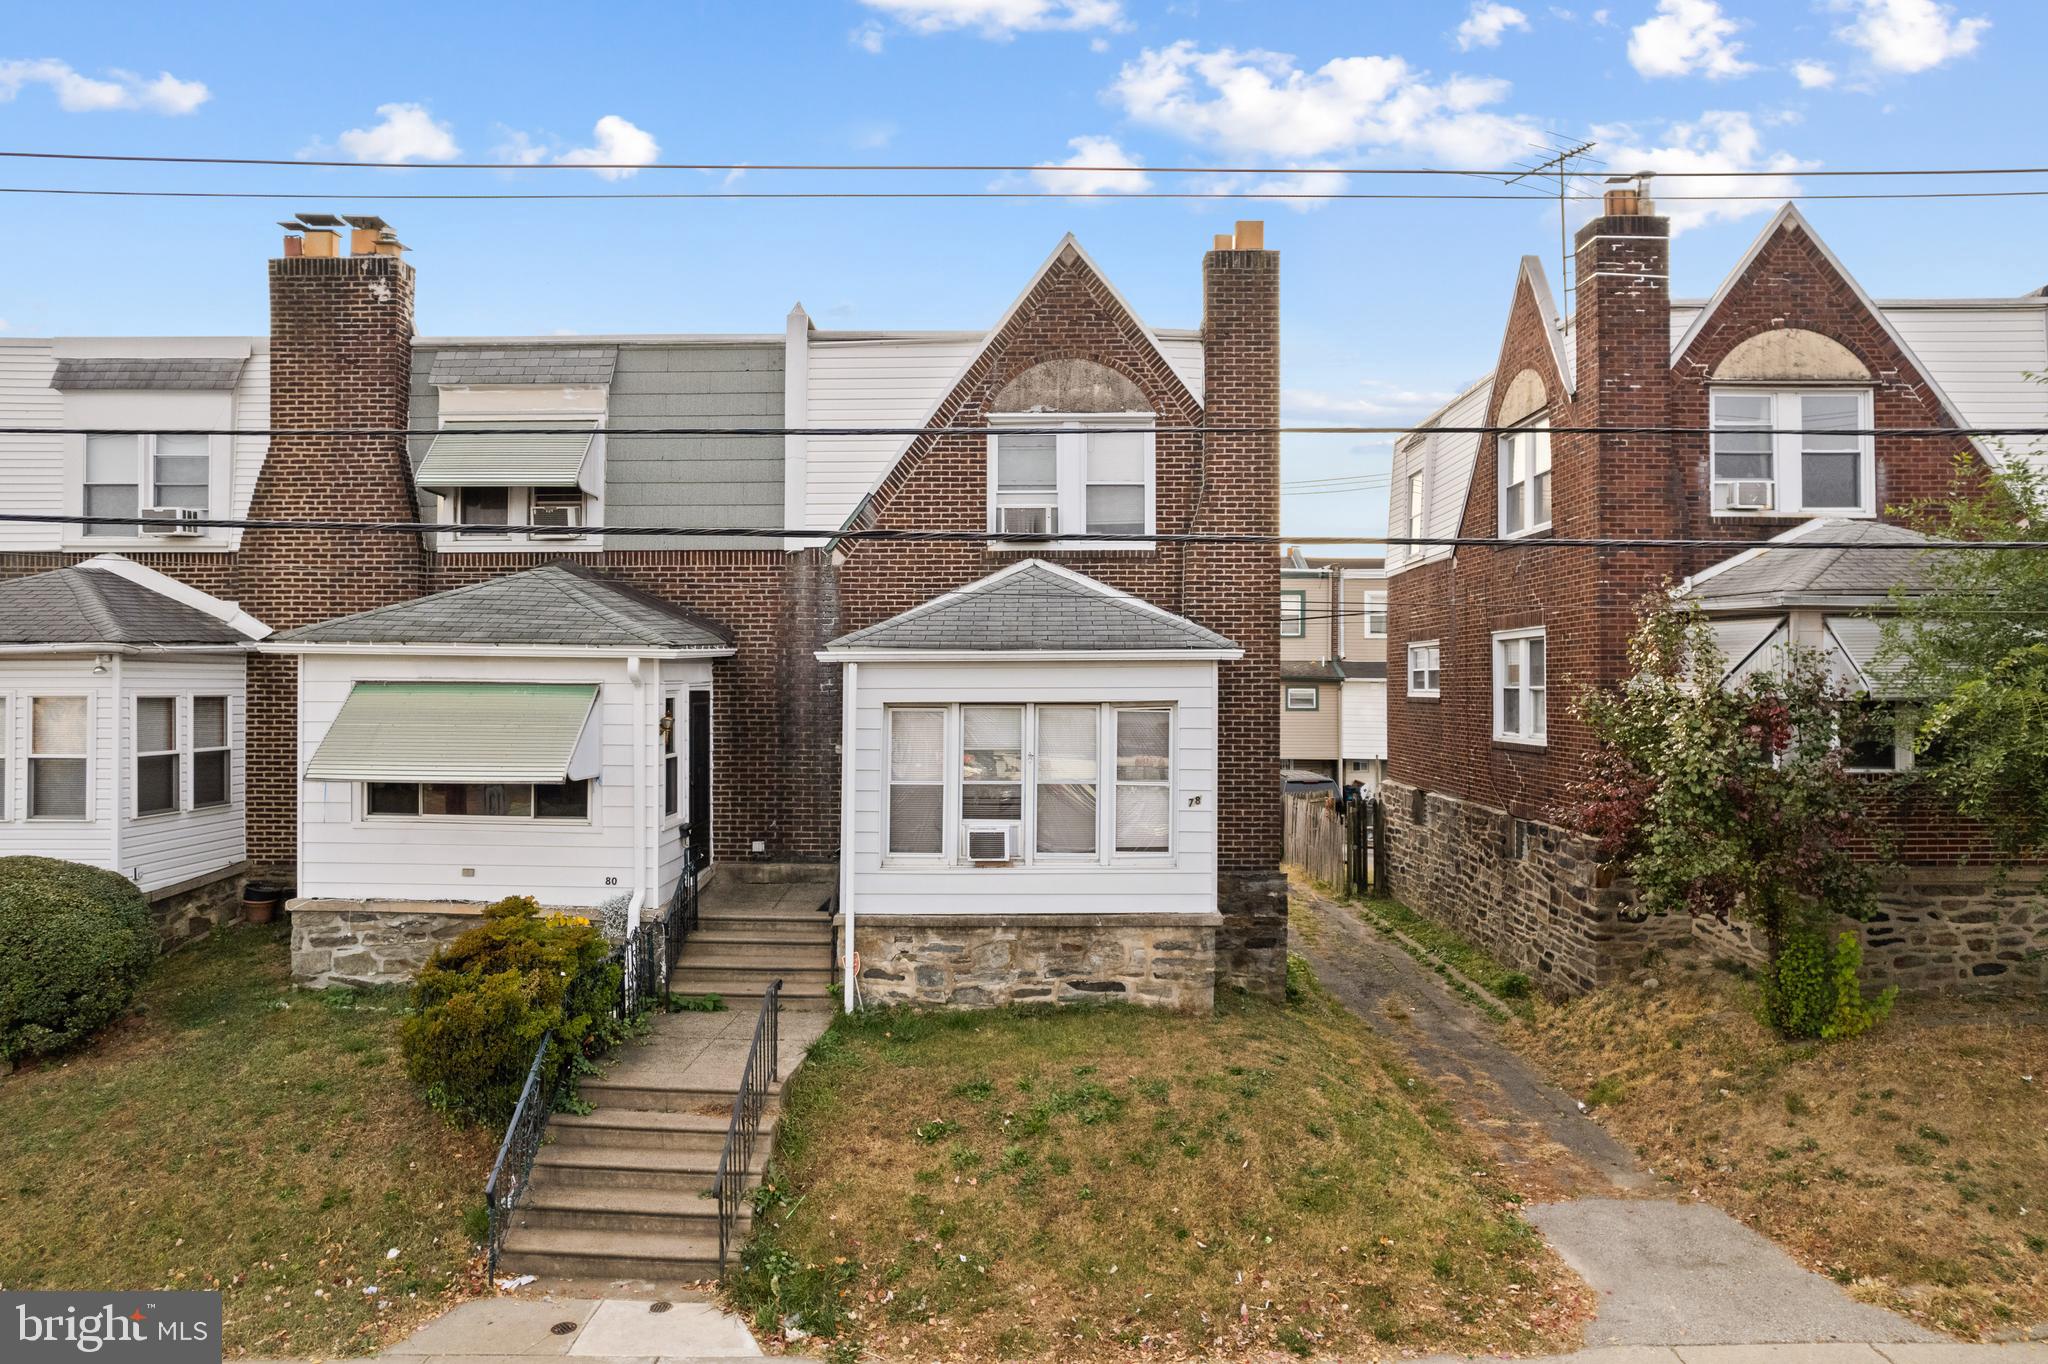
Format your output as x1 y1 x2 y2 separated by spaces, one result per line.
426 346 619 388
1279 659 1388 682
1683 520 1953 607
828 562 1238 653
0 566 247 645
51 357 244 391
278 564 734 650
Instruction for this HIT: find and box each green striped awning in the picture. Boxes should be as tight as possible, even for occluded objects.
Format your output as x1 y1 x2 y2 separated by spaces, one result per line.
416 423 596 490
305 681 602 783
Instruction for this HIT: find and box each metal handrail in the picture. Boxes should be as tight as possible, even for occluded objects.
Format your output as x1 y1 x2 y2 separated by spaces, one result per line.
713 977 782 1276
483 1035 557 1280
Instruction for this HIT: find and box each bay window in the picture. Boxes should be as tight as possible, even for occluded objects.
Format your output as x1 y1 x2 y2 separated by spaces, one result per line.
1498 420 1551 537
989 419 1154 541
1493 628 1547 745
884 703 1174 864
1711 389 1873 516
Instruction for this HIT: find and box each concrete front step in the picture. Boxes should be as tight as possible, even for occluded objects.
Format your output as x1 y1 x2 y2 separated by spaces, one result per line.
687 927 832 949
669 967 836 994
675 940 833 964
533 1143 769 1192
671 957 835 982
496 1226 723 1283
549 1107 739 1151
578 1077 781 1115
693 908 830 930
518 1182 757 1236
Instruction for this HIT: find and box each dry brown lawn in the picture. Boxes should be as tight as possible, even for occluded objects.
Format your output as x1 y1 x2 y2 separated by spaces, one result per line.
730 964 1593 1362
1512 966 2048 1338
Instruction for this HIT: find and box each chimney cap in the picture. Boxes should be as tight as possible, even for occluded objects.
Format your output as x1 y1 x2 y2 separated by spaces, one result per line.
343 214 389 230
291 212 345 228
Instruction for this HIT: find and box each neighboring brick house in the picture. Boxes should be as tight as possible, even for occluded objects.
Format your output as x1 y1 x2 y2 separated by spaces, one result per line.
1385 191 2048 995
1278 551 1387 791
0 219 1284 1007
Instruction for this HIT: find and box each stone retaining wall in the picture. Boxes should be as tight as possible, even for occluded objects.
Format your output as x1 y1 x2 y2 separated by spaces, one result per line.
845 912 1222 1011
289 901 481 988
150 870 248 948
1385 781 2048 996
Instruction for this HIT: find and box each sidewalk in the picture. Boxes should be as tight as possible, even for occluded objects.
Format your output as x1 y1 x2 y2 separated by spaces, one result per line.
1416 1346 2048 1362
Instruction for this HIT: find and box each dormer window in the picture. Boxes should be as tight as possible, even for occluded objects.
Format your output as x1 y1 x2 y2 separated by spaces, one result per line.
1711 390 1873 517
987 417 1155 546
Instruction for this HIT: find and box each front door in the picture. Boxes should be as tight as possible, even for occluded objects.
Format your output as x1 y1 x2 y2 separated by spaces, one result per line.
688 689 712 866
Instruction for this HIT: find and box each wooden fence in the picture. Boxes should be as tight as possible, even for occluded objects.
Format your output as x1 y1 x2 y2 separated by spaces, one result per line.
1283 793 1387 898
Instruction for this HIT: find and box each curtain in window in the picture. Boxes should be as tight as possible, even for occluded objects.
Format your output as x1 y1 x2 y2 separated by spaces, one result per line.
153 433 211 512
1035 705 1098 854
1114 708 1170 853
30 696 88 818
960 705 1022 820
888 709 944 854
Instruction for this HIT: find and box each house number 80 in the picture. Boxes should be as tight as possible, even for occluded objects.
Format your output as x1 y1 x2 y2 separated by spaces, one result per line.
604 876 619 886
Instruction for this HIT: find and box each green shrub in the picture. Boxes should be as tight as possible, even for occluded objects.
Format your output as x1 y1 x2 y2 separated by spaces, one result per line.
1761 927 1896 1041
1496 972 1534 1000
399 896 624 1125
0 856 157 1059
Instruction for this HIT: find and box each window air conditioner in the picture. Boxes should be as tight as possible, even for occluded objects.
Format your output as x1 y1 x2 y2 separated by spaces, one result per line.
529 488 586 539
1719 480 1775 512
998 504 1059 538
139 507 206 537
963 822 1016 863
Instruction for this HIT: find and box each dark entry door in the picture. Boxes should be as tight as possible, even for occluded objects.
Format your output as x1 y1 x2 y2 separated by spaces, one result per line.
688 690 712 866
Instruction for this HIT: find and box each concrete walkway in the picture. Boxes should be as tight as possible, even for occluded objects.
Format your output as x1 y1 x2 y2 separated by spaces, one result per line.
599 999 828 1096
1287 886 2003 1358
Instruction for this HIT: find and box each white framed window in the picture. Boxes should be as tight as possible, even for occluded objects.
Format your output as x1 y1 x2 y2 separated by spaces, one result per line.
1279 590 1307 638
1404 469 1425 539
135 696 180 817
29 695 88 820
192 696 230 809
1498 420 1551 537
1493 628 1547 745
1843 700 1914 773
364 781 591 820
1360 591 1387 638
987 417 1155 543
82 432 213 538
1711 389 1874 517
455 486 512 536
1407 641 1441 698
884 703 1174 866
1284 686 1320 711
661 693 681 820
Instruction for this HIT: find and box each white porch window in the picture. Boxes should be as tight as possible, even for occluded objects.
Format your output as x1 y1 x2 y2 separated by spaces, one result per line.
29 696 88 820
1407 641 1441 697
0 697 7 819
661 693 681 819
1498 420 1551 537
988 419 1154 542
960 705 1023 823
192 696 230 809
886 707 945 856
1711 389 1874 517
1113 708 1170 854
135 697 180 817
364 781 590 820
1035 705 1098 856
1493 629 1547 744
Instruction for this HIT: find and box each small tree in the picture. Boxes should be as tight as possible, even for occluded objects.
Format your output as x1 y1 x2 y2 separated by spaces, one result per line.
1560 600 1894 1038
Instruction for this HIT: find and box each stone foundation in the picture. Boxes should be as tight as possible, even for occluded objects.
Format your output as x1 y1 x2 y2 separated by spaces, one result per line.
1218 871 1290 1000
149 867 249 948
289 900 483 988
1385 781 2048 996
844 912 1222 1011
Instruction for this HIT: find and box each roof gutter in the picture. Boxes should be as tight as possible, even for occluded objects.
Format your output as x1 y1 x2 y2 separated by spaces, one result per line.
0 643 249 656
815 648 1244 664
257 642 737 660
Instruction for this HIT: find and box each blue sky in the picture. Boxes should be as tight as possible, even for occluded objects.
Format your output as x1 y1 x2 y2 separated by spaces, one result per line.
1 0 2039 542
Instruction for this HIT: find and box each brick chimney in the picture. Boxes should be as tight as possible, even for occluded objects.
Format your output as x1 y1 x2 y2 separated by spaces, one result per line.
1195 219 1287 999
238 225 427 876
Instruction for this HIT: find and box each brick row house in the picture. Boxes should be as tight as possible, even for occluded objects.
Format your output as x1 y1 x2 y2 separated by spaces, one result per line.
1386 190 2048 994
1277 551 1387 792
0 220 1286 1009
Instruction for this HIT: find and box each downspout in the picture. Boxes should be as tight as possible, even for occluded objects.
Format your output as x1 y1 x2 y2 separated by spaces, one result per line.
839 660 858 1013
108 653 123 881
627 655 648 932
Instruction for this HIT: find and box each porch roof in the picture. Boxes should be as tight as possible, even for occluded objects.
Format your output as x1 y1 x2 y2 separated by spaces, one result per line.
1678 519 1953 609
0 560 251 646
304 681 603 783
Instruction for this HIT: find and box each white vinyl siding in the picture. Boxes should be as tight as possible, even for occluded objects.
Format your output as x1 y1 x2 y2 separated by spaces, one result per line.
803 335 983 530
850 660 1218 918
1493 628 1547 745
1386 379 1492 576
1340 679 1387 762
117 656 247 893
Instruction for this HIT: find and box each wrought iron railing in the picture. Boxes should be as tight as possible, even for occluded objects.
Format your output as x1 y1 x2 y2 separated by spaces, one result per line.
665 823 701 966
713 977 782 1276
483 1035 557 1280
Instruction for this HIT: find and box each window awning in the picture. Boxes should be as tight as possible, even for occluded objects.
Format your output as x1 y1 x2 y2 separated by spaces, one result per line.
416 423 597 491
1715 616 1788 687
305 681 602 783
1825 615 1910 699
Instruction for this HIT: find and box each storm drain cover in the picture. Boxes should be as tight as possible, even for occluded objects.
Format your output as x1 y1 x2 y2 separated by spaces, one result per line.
650 1301 673 1314
550 1321 578 1336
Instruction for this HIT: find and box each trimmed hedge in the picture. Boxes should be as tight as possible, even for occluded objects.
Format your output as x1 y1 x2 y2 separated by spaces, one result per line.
399 896 624 1126
0 856 158 1059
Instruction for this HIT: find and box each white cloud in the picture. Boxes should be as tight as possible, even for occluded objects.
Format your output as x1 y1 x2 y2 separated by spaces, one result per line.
494 116 661 180
1024 134 1152 194
1833 0 1987 74
1791 59 1837 88
554 115 660 180
1593 109 1812 233
1108 41 1541 167
1456 2 1530 50
0 58 209 114
857 0 1126 38
1627 0 1756 80
332 103 459 163
851 21 886 53
1284 384 1460 419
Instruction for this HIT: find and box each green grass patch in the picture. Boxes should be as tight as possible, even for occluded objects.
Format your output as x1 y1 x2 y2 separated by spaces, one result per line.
0 924 490 1357
731 966 1588 1362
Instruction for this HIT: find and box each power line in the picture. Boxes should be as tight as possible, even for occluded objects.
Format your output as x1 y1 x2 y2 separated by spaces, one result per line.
3 509 2038 550
6 422 2038 438
7 149 2048 178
